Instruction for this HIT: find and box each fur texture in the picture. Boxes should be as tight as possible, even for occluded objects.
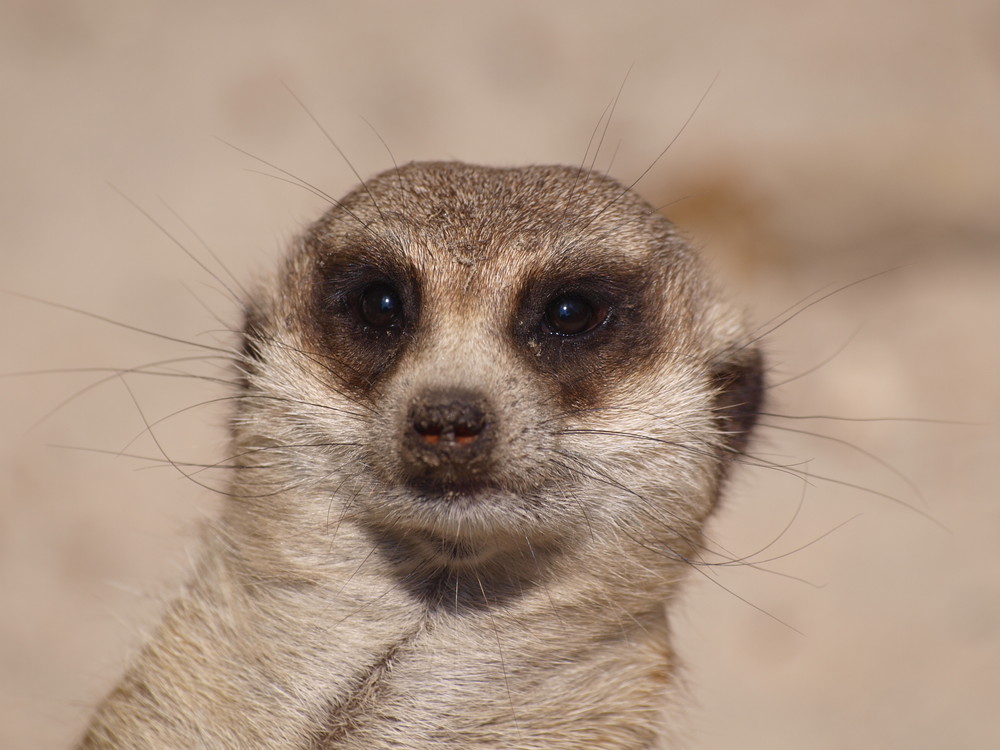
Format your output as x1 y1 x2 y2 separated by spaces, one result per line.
77 162 763 749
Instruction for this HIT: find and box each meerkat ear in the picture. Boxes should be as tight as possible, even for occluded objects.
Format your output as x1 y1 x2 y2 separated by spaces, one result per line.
710 346 765 458
235 302 266 392
241 305 264 363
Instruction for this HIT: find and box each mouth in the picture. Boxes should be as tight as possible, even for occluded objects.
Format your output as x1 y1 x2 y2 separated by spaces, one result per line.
363 508 509 570
404 474 498 500
362 480 551 561
404 484 530 533
359 480 566 604
411 530 502 566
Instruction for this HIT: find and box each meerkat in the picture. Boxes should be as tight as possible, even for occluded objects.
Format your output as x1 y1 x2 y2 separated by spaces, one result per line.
76 161 764 749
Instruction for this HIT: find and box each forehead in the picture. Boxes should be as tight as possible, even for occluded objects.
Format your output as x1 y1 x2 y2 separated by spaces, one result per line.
307 162 672 301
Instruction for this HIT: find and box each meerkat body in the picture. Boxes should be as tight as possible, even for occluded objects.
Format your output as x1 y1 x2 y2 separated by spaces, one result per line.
78 162 763 749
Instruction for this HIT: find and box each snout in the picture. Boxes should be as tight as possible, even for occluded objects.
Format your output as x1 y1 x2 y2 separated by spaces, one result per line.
400 388 496 490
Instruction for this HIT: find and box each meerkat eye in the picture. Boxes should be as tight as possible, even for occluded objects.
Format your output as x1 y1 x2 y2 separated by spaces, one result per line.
358 283 403 329
543 294 608 336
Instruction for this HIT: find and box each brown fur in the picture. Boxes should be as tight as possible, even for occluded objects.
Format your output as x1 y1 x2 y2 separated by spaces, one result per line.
77 162 763 749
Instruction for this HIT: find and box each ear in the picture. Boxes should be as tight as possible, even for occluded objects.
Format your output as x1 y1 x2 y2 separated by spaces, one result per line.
710 346 765 458
234 301 266 394
242 305 265 362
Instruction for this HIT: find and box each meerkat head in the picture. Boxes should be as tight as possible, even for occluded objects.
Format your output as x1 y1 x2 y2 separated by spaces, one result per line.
233 162 762 591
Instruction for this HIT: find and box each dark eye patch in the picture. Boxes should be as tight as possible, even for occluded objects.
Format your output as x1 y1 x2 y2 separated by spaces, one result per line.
306 238 420 396
313 236 418 334
512 261 665 409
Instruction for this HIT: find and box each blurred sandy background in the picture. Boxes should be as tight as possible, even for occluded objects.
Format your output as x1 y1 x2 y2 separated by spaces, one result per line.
1 1 998 747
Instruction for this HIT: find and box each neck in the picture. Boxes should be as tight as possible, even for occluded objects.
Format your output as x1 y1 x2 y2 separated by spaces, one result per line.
79 508 685 749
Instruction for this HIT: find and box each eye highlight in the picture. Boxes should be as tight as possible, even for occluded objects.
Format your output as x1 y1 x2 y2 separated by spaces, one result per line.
543 294 608 336
357 283 404 330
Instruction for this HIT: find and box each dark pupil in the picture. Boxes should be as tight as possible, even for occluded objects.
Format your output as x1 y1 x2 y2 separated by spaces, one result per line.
360 284 401 328
546 295 594 335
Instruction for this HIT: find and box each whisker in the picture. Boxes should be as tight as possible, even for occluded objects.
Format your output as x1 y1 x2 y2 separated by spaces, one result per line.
47 443 273 472
282 82 388 224
115 374 232 497
120 391 368 455
215 137 390 247
360 115 405 209
160 199 253 301
738 266 908 354
107 183 242 307
760 421 924 505
0 289 234 355
762 411 970 426
717 514 861 572
216 136 341 206
588 64 632 175
476 573 521 740
766 322 864 389
242 167 338 206
584 71 719 230
550 450 704 562
11 357 236 431
555 448 806 632
738 449 946 529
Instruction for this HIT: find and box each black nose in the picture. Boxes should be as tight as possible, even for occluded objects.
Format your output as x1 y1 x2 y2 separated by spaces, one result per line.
401 389 494 488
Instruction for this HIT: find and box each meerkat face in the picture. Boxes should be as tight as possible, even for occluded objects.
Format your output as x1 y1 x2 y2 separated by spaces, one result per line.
236 162 762 576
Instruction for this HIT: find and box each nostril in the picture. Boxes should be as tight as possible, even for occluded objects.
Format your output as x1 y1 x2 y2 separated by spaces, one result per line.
452 421 482 444
413 418 446 445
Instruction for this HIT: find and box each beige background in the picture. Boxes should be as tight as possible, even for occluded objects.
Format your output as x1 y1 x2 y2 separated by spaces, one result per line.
1 1 998 747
